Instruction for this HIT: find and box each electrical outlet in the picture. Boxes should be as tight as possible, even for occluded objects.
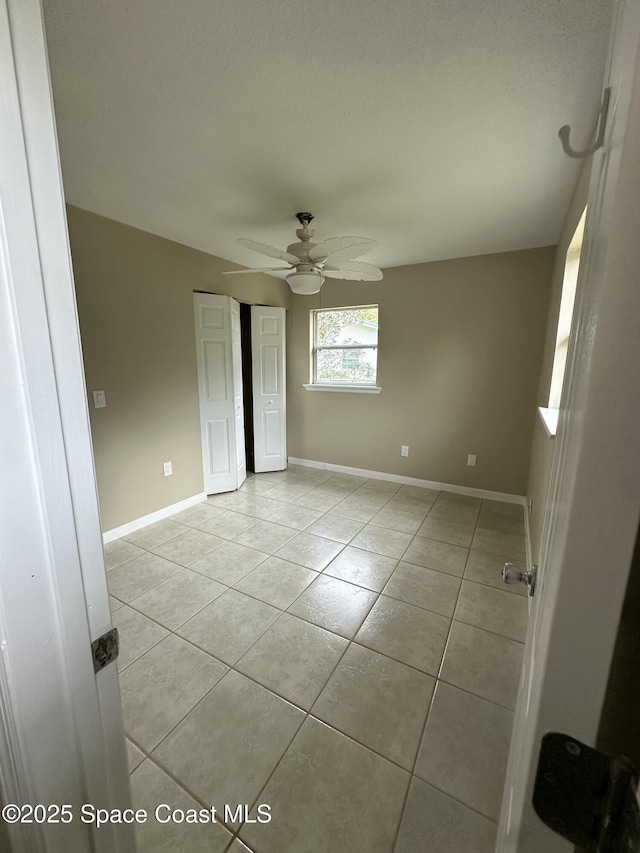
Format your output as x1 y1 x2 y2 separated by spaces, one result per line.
163 461 172 477
92 390 106 409
401 445 409 457
467 454 477 467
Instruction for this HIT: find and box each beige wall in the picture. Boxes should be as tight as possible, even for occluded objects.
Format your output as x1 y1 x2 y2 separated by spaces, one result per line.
67 206 290 532
287 247 554 496
525 164 591 562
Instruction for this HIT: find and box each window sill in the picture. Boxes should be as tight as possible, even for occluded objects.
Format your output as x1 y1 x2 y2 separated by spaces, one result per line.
538 406 559 438
303 384 382 395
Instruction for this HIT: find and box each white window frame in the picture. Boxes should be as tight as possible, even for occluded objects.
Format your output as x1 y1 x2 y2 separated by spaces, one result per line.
304 305 382 394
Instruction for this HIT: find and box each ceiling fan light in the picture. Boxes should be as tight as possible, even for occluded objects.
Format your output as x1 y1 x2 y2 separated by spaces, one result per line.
286 270 325 295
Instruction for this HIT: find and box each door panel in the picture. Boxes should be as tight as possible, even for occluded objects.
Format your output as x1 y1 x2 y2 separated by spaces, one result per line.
194 293 245 494
251 306 287 472
499 2 640 848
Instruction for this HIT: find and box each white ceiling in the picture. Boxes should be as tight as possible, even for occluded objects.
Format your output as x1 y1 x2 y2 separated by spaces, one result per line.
42 0 612 271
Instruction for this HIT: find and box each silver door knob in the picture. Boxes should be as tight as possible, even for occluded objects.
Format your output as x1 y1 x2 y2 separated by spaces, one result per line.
503 562 537 596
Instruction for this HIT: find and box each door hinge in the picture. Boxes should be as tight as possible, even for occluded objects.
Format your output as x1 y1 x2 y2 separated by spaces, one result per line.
91 627 119 673
533 732 640 851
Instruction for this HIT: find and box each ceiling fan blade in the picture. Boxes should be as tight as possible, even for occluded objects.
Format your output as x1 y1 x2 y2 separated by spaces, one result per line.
309 236 377 264
323 260 383 281
222 267 290 275
237 238 299 265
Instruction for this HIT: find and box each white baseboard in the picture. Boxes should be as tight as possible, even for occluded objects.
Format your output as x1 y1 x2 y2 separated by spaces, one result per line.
102 492 207 544
288 457 526 506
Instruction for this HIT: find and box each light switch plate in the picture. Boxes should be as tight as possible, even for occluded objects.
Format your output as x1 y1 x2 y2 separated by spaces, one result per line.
467 453 477 467
163 461 172 477
92 390 106 409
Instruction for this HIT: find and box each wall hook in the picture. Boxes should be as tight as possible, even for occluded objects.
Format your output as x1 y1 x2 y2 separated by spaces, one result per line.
558 87 611 159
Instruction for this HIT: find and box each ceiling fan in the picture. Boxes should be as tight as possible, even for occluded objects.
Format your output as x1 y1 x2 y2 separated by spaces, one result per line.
223 212 383 295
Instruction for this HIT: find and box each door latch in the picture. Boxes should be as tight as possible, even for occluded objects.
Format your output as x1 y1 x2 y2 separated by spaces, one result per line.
502 562 537 596
533 732 640 851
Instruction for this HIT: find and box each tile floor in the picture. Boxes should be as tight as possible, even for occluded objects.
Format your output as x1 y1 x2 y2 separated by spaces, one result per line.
106 465 529 853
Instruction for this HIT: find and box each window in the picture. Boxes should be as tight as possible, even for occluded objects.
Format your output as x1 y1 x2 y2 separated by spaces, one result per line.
309 305 379 389
539 208 586 437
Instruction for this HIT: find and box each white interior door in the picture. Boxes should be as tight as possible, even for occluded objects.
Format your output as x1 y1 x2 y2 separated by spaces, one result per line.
231 297 247 487
0 0 132 849
251 306 287 472
499 1 640 849
194 293 246 494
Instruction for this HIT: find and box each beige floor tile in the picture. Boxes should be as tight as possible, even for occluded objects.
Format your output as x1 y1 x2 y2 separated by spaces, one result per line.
234 519 297 554
472 528 526 562
482 499 524 517
395 777 497 853
153 671 304 810
355 596 450 675
112 605 169 671
403 536 468 577
477 508 525 535
120 635 227 751
288 575 377 638
274 532 344 571
240 718 409 853
464 549 527 595
169 502 225 528
188 541 267 585
312 644 435 769
415 682 513 820
126 740 145 773
385 493 436 515
109 595 124 613
350 524 413 559
205 491 248 510
259 482 314 502
427 499 480 526
131 759 231 853
329 498 378 523
416 516 475 548
128 569 227 630
305 513 364 543
295 488 343 511
234 495 288 520
267 503 323 530
455 580 529 642
104 538 144 570
233 556 317 609
177 589 280 665
228 841 254 853
123 519 187 550
323 546 398 592
151 527 224 567
369 506 425 534
197 509 259 540
397 485 441 499
440 622 524 708
107 552 182 603
383 562 461 617
236 613 348 709
359 478 401 494
438 491 481 507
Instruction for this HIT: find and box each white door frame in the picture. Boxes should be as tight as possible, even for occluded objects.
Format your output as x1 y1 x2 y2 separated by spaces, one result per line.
0 1 131 851
499 0 640 847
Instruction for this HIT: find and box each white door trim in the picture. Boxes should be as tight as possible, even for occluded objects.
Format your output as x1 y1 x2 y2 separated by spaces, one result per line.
0 0 131 850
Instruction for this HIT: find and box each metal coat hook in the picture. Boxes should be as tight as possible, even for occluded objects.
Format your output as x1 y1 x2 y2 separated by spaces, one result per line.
558 87 611 159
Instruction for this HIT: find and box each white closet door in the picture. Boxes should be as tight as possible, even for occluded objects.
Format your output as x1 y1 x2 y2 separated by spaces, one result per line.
251 306 287 472
194 293 245 493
